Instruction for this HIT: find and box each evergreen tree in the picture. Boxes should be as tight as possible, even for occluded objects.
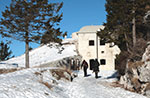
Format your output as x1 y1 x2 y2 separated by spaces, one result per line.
0 0 66 68
100 0 150 75
99 0 150 52
0 41 13 61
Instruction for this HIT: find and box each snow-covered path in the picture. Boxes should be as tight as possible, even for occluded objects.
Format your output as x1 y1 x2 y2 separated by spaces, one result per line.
63 70 146 98
0 68 147 98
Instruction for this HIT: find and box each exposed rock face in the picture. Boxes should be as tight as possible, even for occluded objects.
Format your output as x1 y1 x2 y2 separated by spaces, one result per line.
119 61 143 92
139 44 150 83
119 42 150 96
38 55 82 69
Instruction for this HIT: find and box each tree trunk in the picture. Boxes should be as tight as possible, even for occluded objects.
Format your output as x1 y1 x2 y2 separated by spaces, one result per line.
132 14 136 47
147 32 150 41
25 32 29 68
147 27 150 41
124 33 131 53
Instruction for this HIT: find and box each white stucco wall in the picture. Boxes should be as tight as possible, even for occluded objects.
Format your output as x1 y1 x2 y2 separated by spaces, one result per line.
73 25 120 71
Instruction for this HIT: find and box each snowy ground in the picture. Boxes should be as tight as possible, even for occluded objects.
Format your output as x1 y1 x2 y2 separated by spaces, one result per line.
0 43 77 68
0 40 147 98
62 70 146 98
0 68 146 98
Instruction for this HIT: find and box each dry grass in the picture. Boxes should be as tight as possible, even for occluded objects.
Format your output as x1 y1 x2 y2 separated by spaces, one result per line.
34 72 42 76
145 83 150 91
146 58 150 62
40 81 53 90
0 68 19 74
110 81 137 93
110 81 124 88
50 68 72 81
128 61 144 69
131 77 141 92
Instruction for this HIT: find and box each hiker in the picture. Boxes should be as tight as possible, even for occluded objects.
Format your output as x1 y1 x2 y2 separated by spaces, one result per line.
81 60 88 77
89 59 95 70
70 58 75 70
93 59 100 78
73 60 76 70
76 59 80 70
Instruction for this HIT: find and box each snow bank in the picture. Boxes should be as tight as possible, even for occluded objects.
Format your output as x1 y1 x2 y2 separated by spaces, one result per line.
1 43 77 68
0 67 72 98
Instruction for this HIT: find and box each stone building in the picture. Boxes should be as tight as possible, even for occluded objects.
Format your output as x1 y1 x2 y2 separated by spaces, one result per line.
72 25 120 70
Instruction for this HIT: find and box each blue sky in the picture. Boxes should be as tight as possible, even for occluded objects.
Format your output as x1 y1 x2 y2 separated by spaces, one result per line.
0 0 106 57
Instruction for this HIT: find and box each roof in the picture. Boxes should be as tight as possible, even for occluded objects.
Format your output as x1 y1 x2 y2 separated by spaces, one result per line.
78 25 105 33
62 38 76 44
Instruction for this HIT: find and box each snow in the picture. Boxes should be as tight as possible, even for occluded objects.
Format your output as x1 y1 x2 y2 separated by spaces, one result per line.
0 62 18 69
61 38 77 44
0 40 147 98
144 11 150 23
0 68 146 98
0 67 60 98
0 43 77 68
63 70 146 98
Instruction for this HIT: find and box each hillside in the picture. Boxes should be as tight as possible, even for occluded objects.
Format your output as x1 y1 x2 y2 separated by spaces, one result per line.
0 43 77 68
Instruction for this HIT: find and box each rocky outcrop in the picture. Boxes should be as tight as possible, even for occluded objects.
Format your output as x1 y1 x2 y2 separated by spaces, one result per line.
119 42 150 96
37 55 82 69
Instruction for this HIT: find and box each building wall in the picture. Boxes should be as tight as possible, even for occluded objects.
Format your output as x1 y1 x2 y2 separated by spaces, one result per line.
77 32 119 71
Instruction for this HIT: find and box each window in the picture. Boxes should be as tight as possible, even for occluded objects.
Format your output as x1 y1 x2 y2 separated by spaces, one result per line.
100 59 106 65
89 40 94 46
101 51 104 53
100 39 105 45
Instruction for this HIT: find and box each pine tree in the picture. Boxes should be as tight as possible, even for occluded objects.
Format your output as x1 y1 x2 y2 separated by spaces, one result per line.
99 0 132 51
143 5 150 40
0 0 66 68
99 0 150 52
99 0 150 76
0 41 13 61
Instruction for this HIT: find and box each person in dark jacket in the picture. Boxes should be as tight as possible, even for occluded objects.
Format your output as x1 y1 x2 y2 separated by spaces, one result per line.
81 60 88 77
89 59 95 70
76 59 80 70
93 59 100 78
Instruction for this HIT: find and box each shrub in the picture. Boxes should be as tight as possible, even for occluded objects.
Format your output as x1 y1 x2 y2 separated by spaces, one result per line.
50 68 72 81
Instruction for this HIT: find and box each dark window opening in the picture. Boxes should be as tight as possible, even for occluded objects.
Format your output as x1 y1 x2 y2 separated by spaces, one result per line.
100 59 106 65
89 40 94 46
100 39 105 45
101 51 104 53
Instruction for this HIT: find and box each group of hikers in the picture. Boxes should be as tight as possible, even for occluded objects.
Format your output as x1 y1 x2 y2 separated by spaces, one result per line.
81 59 100 78
70 58 100 79
70 58 81 70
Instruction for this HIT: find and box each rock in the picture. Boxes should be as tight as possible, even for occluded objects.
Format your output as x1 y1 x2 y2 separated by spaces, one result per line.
52 72 59 80
138 66 150 82
131 77 141 92
120 75 134 90
39 55 82 69
119 42 150 95
145 83 150 97
138 42 150 83
63 72 72 81
145 90 150 97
